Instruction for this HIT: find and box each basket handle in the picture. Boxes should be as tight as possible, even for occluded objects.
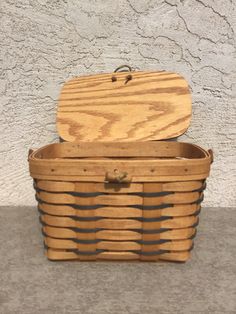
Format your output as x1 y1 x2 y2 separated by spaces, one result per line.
112 65 133 83
208 149 214 164
114 65 132 72
28 148 35 160
105 169 132 183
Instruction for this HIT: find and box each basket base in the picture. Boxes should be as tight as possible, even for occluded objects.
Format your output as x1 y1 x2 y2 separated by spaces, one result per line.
45 249 191 262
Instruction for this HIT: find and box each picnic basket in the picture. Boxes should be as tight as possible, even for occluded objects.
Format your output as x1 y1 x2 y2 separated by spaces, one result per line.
29 65 213 262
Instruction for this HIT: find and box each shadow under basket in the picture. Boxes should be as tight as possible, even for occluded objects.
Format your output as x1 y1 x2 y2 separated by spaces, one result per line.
29 141 213 262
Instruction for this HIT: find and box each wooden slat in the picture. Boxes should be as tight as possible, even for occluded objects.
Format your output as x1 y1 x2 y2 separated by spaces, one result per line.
41 215 198 230
141 228 196 241
36 181 143 193
44 237 192 252
46 249 138 261
140 251 190 262
45 248 191 262
37 192 142 206
141 239 192 252
143 181 203 192
31 173 209 183
30 158 210 177
39 203 140 218
31 142 209 159
36 180 203 193
38 202 200 218
42 226 196 241
92 230 141 241
36 191 201 206
56 71 192 142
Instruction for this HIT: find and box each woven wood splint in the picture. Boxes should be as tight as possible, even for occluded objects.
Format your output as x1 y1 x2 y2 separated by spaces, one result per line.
29 67 213 262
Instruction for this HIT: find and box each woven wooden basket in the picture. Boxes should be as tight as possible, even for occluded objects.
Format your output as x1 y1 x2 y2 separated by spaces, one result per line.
29 67 213 262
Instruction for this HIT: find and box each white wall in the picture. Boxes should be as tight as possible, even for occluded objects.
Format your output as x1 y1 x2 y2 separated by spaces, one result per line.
0 0 235 207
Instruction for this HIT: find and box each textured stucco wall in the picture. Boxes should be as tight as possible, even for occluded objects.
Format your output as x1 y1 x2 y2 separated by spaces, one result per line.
0 0 235 207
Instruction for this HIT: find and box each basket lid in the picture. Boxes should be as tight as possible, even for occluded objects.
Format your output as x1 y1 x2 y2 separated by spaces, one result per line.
57 66 191 142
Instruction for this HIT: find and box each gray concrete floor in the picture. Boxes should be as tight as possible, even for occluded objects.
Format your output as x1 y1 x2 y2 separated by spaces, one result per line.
0 207 235 314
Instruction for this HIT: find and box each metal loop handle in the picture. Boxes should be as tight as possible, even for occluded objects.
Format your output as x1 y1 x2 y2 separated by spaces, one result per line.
114 65 132 73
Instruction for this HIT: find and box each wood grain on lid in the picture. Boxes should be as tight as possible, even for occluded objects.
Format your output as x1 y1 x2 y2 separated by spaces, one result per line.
57 71 192 142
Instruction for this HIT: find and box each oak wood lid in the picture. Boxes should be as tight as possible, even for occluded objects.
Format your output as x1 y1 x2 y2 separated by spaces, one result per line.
57 70 191 142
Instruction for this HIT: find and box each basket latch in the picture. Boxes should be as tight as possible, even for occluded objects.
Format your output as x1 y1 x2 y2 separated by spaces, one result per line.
105 169 132 183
